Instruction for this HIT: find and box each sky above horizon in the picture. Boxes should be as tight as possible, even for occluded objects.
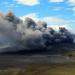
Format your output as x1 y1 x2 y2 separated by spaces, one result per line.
0 0 75 30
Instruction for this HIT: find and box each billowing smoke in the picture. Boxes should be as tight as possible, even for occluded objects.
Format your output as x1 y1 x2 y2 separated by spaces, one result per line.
0 12 74 53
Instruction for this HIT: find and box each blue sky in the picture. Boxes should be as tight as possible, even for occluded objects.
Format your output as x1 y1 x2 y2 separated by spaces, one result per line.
0 0 75 29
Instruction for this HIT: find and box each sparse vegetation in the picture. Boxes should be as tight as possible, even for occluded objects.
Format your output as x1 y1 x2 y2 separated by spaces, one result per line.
0 63 75 75
63 51 75 58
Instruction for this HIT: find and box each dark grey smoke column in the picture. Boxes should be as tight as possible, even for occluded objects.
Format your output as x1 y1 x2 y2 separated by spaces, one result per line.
0 12 74 53
24 17 37 30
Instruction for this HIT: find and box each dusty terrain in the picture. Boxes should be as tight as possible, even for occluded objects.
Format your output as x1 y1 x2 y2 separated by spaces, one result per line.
0 54 75 67
0 55 75 75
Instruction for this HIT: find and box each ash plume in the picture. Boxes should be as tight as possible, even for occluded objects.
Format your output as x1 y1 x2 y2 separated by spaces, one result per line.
0 12 74 53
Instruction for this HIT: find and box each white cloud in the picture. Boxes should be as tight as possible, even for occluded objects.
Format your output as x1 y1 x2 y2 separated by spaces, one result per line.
53 7 61 11
20 13 65 25
70 7 75 15
49 0 64 3
67 1 75 14
52 7 63 11
42 16 72 30
20 13 72 30
20 13 40 22
68 0 75 6
72 7 75 11
42 16 65 25
15 0 40 6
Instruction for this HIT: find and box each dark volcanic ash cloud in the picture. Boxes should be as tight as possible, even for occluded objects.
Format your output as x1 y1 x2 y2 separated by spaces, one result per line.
0 12 74 52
